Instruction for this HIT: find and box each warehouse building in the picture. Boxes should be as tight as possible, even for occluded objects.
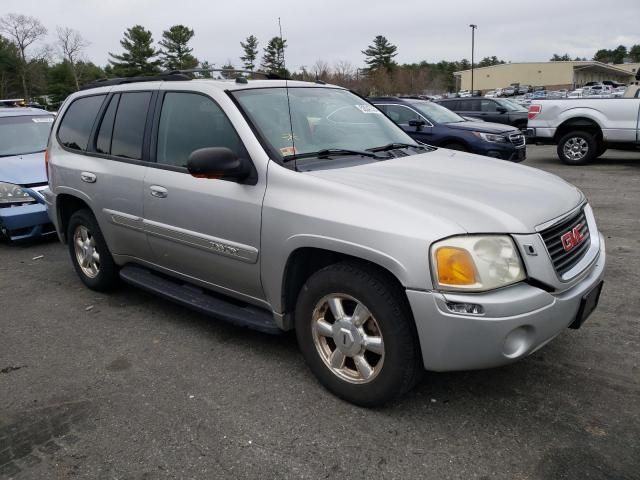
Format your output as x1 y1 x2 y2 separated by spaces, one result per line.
454 61 635 92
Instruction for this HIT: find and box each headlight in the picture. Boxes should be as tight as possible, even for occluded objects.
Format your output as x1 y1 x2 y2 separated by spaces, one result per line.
473 132 508 143
431 235 525 292
0 182 36 205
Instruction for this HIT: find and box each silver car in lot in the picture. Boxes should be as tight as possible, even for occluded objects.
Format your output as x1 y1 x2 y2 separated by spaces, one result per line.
44 74 605 406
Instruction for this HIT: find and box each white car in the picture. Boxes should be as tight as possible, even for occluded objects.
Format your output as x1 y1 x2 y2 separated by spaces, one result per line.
484 91 496 98
568 89 583 98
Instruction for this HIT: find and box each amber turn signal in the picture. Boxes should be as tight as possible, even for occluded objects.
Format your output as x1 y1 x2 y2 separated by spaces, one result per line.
435 247 477 286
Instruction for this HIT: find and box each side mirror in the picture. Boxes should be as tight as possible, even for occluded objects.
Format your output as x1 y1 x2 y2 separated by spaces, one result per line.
408 119 426 130
496 106 508 113
187 147 250 181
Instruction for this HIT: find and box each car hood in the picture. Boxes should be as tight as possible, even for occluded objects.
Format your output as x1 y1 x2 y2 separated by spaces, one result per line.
307 151 583 234
444 121 519 134
0 152 47 185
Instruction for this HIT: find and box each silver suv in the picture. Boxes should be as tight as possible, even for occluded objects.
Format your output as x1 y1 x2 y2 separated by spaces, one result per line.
44 73 605 406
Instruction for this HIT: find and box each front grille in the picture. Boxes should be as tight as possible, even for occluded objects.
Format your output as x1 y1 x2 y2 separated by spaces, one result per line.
509 133 525 147
540 209 590 276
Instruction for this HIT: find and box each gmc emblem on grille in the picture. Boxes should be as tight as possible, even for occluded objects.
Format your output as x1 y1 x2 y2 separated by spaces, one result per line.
561 224 585 252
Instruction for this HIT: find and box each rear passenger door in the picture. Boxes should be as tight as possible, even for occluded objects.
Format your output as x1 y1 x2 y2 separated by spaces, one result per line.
56 91 154 260
142 91 266 302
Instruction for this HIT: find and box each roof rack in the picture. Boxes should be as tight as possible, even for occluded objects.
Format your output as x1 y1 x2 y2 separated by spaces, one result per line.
164 68 283 80
80 72 191 90
79 68 285 91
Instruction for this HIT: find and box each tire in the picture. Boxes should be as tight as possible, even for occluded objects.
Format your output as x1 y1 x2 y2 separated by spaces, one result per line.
67 209 119 291
557 131 597 165
294 261 422 407
596 144 607 158
444 143 469 152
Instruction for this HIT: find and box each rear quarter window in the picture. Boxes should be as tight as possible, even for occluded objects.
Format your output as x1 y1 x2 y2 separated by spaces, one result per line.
57 95 106 151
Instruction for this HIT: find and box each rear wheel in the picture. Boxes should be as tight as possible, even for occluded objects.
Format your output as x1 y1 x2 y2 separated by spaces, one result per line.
67 209 119 291
557 131 597 165
596 143 607 158
295 262 422 407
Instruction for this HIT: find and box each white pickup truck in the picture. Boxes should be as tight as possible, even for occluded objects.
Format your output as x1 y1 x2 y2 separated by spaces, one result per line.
527 83 640 165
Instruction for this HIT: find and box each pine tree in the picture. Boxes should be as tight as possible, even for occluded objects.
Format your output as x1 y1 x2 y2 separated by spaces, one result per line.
261 36 287 77
159 25 198 71
108 25 161 77
362 35 398 72
240 35 259 71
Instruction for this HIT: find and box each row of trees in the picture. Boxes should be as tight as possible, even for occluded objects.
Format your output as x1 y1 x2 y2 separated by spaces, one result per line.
551 44 640 63
2 12 639 107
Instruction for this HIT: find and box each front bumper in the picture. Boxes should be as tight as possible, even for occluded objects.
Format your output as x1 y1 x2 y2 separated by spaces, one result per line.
0 202 55 241
475 143 526 162
407 233 605 372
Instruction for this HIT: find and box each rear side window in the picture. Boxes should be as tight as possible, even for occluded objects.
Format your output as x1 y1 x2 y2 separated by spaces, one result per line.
156 92 244 168
96 94 119 154
58 95 106 151
442 100 458 110
110 92 152 160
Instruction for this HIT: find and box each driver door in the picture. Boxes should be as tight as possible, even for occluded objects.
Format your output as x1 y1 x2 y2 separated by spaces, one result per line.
142 91 266 302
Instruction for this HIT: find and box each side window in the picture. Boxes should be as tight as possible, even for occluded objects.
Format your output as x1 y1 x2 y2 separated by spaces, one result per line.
58 95 106 151
443 100 458 110
383 105 421 125
480 100 498 112
111 92 152 160
156 92 244 168
96 94 119 154
467 100 481 112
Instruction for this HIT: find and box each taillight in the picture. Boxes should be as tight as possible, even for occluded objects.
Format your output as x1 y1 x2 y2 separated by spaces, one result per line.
45 149 50 182
528 104 542 120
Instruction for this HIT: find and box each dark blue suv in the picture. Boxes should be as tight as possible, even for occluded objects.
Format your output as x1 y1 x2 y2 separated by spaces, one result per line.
369 97 526 162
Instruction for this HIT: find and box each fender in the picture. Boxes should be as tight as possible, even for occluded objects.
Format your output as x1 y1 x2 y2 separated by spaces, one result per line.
263 233 415 314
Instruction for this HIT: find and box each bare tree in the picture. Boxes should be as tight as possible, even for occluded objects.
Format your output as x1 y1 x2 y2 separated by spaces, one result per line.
312 59 330 81
0 13 47 100
56 26 89 90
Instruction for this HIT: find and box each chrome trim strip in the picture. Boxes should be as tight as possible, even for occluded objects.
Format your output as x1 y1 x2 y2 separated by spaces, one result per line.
104 208 145 231
143 219 258 264
535 200 586 232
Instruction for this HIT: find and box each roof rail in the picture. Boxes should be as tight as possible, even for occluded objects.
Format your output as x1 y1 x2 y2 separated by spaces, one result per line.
80 72 192 90
163 68 284 80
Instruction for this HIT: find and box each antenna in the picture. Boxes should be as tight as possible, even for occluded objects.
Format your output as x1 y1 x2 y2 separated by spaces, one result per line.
279 17 297 170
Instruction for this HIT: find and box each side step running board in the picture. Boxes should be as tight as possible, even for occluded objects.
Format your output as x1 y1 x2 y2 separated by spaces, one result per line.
120 265 281 335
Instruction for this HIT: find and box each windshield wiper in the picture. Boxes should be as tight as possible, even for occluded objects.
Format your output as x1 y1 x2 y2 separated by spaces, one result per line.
367 143 424 152
284 148 384 162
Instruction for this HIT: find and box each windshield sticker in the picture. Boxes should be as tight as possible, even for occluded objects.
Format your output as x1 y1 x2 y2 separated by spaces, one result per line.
280 146 298 156
354 104 382 114
32 117 54 123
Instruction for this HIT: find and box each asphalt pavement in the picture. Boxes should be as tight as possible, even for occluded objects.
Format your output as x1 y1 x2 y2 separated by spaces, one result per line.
1 146 639 479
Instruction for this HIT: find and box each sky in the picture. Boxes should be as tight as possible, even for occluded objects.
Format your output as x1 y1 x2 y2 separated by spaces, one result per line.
2 0 640 71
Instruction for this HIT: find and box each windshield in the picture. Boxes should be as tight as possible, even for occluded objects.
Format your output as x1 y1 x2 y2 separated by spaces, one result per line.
232 87 416 161
409 101 465 124
495 99 527 112
0 115 54 157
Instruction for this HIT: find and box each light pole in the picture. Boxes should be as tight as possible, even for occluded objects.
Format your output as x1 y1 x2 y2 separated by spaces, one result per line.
469 24 477 95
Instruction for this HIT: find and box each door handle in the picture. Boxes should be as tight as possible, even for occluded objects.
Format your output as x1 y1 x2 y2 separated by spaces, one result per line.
149 185 168 198
80 172 96 183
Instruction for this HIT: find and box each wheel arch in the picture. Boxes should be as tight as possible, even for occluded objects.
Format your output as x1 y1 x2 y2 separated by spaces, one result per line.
56 192 93 243
276 244 412 330
553 116 604 143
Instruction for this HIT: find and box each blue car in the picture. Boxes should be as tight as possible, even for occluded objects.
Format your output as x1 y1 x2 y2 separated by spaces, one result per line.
369 97 526 162
0 107 56 241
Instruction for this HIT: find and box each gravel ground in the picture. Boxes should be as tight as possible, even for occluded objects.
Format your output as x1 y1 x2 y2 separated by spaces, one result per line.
1 146 639 480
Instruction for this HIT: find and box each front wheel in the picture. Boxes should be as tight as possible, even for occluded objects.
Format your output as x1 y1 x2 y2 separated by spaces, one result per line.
295 262 422 407
67 209 119 291
557 131 597 165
